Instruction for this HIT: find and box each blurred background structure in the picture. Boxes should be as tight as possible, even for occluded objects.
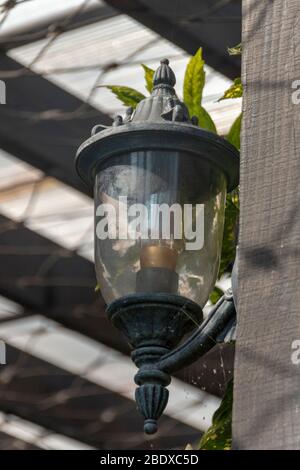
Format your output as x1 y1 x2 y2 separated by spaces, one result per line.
0 0 241 450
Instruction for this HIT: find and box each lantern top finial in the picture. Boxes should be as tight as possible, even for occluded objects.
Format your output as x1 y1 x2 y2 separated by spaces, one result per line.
153 58 176 88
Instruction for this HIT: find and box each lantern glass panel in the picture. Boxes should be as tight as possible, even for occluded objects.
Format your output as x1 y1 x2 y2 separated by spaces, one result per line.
94 150 226 307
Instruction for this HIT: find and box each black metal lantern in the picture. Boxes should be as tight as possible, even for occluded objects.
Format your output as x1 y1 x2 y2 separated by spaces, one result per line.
76 59 239 434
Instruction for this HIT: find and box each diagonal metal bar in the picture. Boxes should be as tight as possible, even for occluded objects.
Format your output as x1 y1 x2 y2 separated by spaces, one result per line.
104 0 241 78
0 214 126 352
0 214 234 396
0 344 199 449
0 54 111 196
0 2 118 50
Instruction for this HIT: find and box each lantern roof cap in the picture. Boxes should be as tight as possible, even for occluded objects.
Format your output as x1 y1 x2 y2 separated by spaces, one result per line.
75 59 239 192
130 59 194 125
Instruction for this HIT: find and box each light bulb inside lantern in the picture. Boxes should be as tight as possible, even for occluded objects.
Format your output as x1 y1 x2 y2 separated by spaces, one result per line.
136 242 179 294
140 245 178 270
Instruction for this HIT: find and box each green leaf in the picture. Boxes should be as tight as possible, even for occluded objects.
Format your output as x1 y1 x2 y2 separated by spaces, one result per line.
220 113 241 279
183 47 205 112
210 286 224 305
199 379 233 450
195 106 217 133
141 64 155 93
183 48 217 133
226 113 242 150
219 78 243 101
219 190 239 277
100 85 145 108
228 43 242 56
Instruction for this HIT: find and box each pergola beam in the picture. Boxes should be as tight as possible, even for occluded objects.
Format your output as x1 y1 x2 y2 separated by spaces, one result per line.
0 431 39 450
0 54 111 196
104 0 241 79
0 2 118 50
0 214 234 397
0 215 126 352
0 344 198 449
0 411 92 450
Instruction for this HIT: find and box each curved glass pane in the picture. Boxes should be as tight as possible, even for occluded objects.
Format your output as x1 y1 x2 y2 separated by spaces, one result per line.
94 150 226 307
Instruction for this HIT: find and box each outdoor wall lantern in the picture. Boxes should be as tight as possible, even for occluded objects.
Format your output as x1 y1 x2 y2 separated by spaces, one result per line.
76 59 239 434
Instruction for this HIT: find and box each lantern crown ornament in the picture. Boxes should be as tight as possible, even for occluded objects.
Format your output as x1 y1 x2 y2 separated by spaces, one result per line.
76 59 239 434
76 59 238 190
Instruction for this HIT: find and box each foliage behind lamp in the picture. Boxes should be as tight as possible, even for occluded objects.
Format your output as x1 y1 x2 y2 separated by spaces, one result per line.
76 59 239 434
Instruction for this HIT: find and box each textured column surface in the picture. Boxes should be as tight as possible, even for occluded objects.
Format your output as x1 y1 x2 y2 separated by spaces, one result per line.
233 0 300 449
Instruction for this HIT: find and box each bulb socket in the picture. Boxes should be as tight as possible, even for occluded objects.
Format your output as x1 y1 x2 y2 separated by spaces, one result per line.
140 245 177 270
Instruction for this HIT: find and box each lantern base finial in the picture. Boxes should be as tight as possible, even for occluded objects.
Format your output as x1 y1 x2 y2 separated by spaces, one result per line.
144 419 158 435
107 293 202 433
133 347 170 434
135 384 168 435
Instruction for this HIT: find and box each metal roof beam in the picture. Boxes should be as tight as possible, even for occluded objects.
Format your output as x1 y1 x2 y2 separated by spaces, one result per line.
0 54 111 196
0 2 118 50
0 214 234 397
0 343 198 449
104 0 241 79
